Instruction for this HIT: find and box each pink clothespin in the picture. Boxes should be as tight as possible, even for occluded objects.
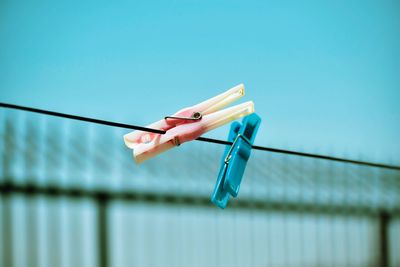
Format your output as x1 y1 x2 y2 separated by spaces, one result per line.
124 84 254 163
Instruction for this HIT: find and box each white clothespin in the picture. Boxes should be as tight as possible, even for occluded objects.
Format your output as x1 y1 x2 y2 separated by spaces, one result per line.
124 84 254 163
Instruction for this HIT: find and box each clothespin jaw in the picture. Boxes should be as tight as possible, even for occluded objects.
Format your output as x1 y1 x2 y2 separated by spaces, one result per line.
211 113 261 209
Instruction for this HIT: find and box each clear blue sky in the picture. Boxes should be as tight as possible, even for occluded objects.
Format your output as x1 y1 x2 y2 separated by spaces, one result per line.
1 0 399 164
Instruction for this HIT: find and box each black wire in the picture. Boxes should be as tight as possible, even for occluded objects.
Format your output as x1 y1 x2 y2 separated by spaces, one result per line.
1 102 399 171
196 137 400 170
0 102 166 134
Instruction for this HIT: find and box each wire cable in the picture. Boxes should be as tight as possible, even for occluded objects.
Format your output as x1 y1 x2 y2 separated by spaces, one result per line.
0 102 165 134
1 102 399 171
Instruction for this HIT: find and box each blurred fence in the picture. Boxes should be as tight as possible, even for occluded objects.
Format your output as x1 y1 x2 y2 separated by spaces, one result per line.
1 109 400 267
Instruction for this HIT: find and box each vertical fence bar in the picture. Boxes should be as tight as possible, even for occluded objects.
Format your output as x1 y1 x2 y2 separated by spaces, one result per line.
98 196 109 267
2 193 13 267
379 212 390 267
2 116 15 267
24 118 39 267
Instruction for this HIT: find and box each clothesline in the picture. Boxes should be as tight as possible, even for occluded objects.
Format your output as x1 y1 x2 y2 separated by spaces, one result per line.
1 102 399 171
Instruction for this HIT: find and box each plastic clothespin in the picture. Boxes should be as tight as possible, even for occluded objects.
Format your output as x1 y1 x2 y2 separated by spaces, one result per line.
124 84 255 163
211 113 261 209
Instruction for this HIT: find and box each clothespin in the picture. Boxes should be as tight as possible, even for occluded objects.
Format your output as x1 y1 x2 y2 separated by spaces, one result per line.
211 113 261 209
124 84 255 163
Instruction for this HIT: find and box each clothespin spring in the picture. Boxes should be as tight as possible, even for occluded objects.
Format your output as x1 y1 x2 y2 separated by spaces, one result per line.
224 134 251 164
164 112 202 121
165 112 202 147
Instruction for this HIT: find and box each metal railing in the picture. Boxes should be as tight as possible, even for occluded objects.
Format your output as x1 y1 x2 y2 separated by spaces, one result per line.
1 110 399 267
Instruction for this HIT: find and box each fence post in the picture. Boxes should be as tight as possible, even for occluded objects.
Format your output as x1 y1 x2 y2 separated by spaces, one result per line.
378 212 390 267
98 195 109 267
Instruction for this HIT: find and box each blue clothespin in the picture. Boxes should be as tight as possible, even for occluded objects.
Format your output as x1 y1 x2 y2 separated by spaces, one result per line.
211 113 261 208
